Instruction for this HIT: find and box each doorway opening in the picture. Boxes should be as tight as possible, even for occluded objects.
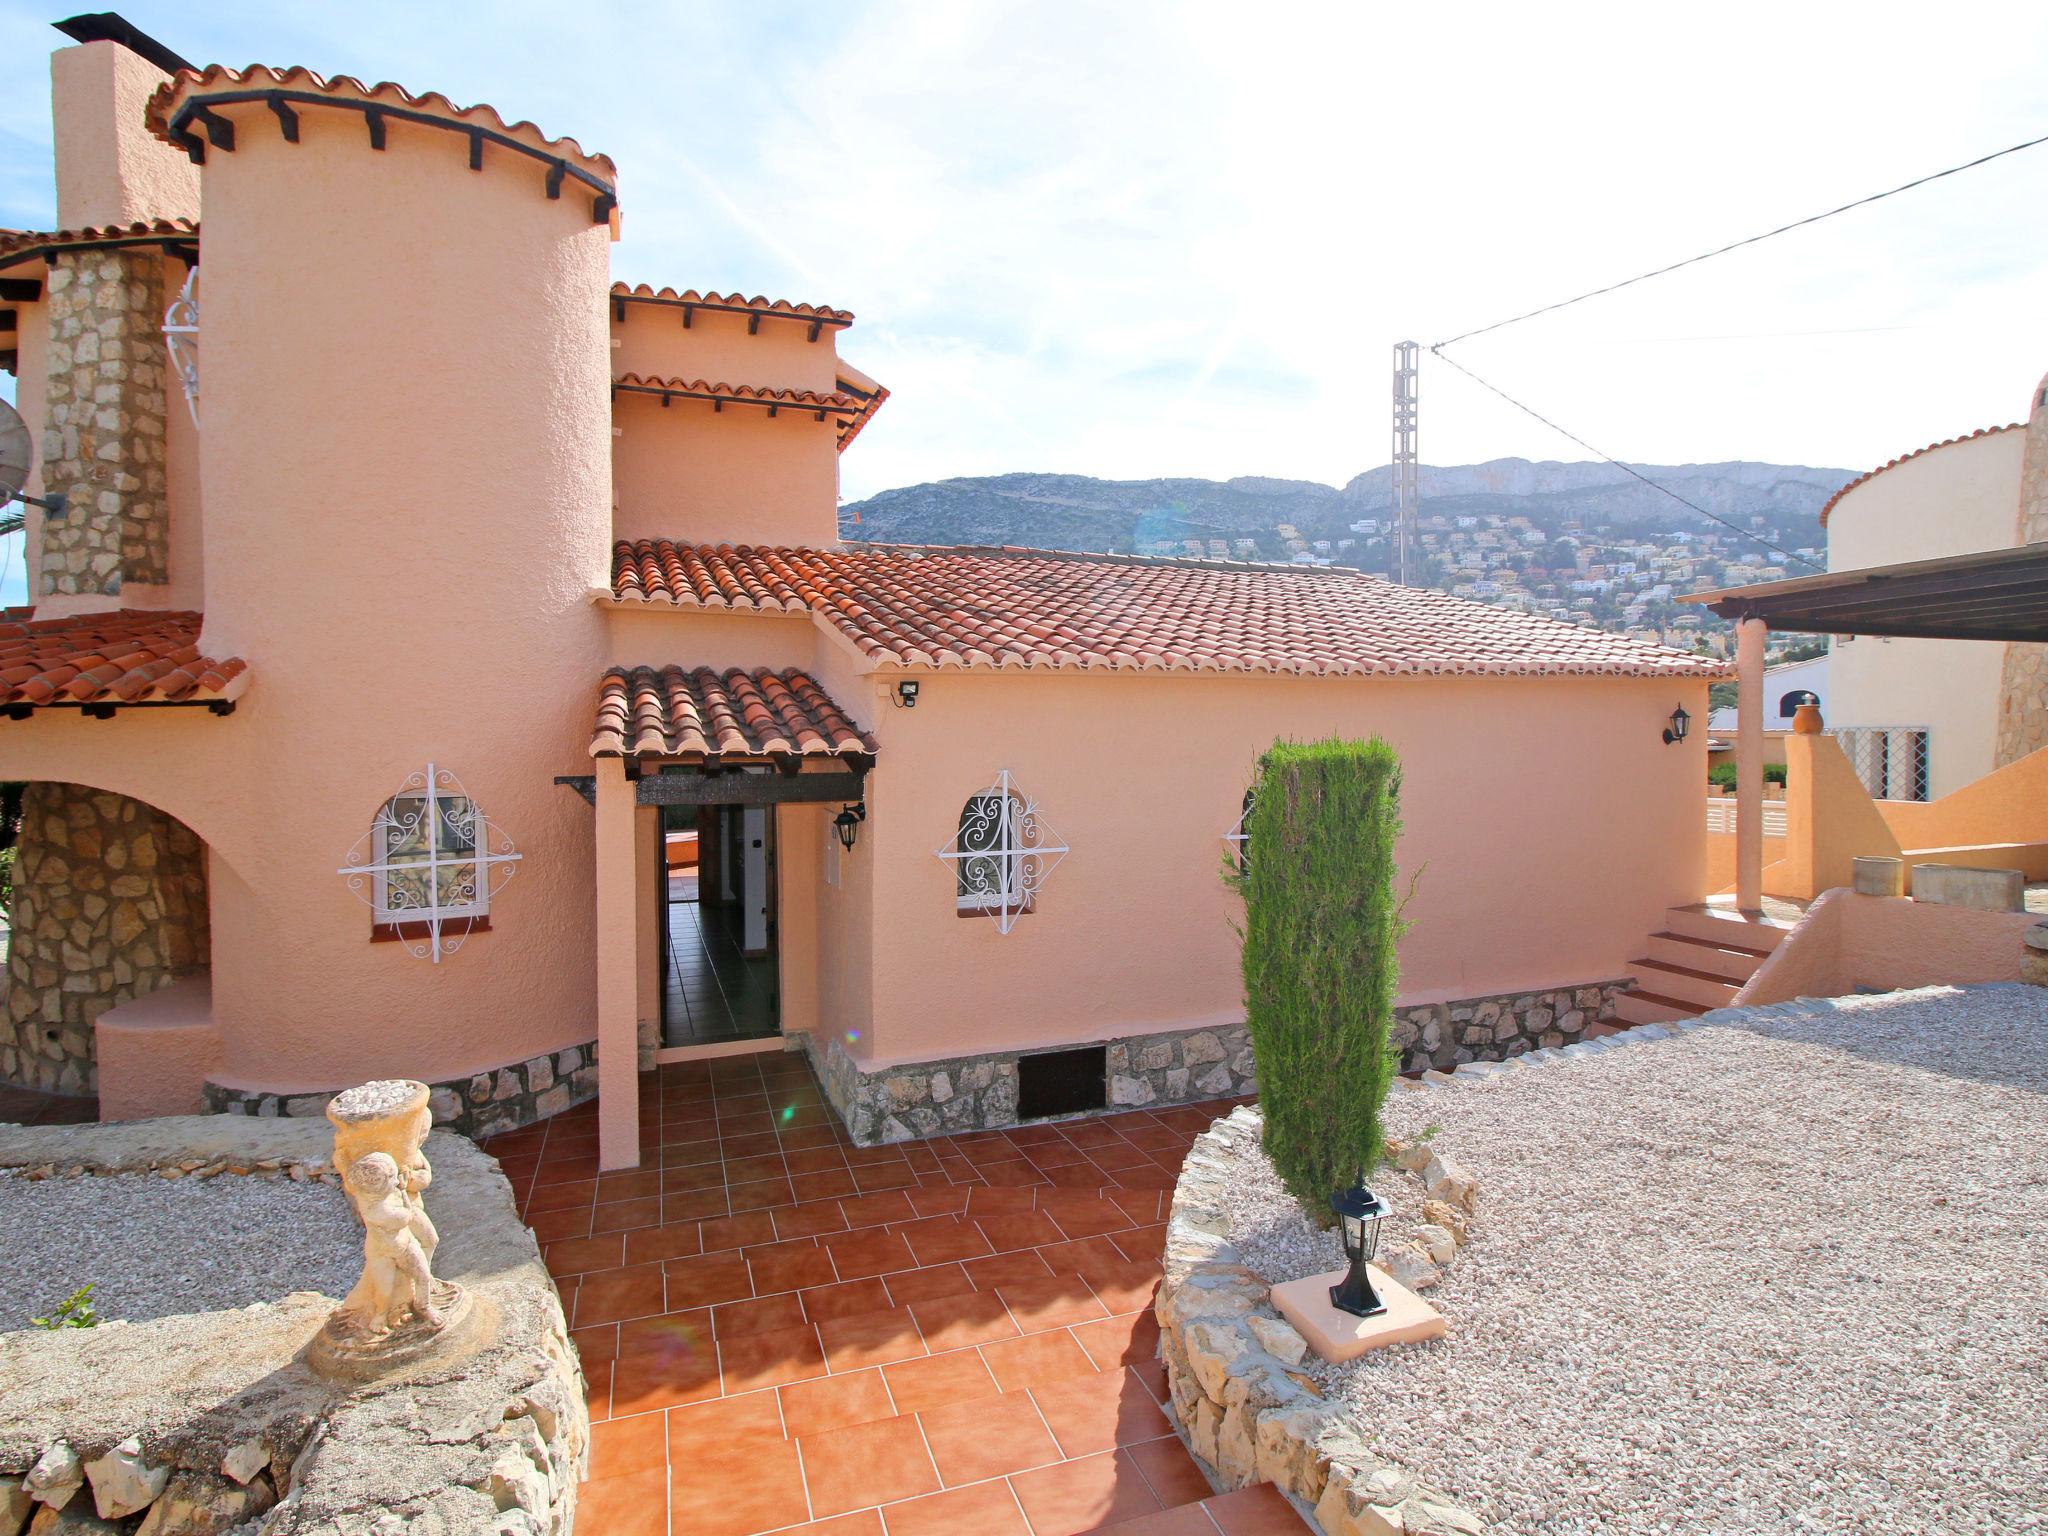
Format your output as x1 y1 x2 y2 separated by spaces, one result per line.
660 801 779 1048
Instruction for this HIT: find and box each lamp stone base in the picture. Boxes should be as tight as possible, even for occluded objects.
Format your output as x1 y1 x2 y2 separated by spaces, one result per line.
1270 1265 1447 1362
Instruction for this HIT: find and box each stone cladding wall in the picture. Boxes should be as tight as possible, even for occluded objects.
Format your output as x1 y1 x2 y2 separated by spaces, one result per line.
1 782 209 1095
1392 978 1632 1074
38 249 171 594
801 979 1626 1148
203 1041 599 1141
1994 383 2048 767
798 1021 1260 1147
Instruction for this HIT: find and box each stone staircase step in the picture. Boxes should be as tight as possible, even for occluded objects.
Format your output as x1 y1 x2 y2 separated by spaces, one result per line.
1626 956 1743 1011
1645 928 1771 981
1612 988 1703 1025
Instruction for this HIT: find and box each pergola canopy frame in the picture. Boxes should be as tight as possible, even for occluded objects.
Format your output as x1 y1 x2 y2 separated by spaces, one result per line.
1690 542 2048 644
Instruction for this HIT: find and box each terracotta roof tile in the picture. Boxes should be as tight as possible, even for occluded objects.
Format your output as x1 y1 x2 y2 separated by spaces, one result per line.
0 219 198 262
611 284 853 325
612 375 877 452
590 665 876 760
0 611 248 707
144 65 615 180
608 541 1729 680
1819 423 2025 526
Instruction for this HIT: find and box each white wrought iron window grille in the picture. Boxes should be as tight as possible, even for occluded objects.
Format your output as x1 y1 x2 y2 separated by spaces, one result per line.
935 770 1067 935
338 764 521 963
1222 786 1257 872
161 268 200 428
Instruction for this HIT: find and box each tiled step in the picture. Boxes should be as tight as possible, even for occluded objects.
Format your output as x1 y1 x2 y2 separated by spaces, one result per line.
1644 929 1771 982
1100 1481 1316 1534
1612 988 1702 1025
1662 901 1793 953
1625 956 1742 1011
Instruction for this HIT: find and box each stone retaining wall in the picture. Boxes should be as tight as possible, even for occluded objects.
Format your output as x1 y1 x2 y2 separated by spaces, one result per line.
203 1041 598 1141
0 1116 589 1535
1 782 210 1096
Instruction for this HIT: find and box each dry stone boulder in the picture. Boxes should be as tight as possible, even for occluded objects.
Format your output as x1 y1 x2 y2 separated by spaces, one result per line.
84 1436 166 1519
133 1471 275 1536
24 1447 81 1510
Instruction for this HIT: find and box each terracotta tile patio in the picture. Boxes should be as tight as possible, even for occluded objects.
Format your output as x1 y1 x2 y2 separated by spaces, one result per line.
489 1052 1312 1535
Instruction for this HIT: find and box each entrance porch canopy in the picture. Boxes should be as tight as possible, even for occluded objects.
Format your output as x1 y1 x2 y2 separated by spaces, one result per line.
576 664 877 1169
1687 541 2048 913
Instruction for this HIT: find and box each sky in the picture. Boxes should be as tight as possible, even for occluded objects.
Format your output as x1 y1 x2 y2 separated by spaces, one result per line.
2 0 2047 546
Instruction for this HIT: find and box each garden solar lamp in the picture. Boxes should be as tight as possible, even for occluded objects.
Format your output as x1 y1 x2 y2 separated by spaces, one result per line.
1329 1178 1391 1317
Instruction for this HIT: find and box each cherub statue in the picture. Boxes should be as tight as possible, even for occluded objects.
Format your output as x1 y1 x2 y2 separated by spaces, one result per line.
335 1151 443 1338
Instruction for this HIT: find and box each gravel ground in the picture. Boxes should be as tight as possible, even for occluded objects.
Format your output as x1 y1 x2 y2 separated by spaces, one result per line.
1223 986 2048 1536
0 1171 361 1332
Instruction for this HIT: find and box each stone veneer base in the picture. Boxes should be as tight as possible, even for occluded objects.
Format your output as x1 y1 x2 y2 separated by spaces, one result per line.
798 975 1632 1148
202 1041 599 1141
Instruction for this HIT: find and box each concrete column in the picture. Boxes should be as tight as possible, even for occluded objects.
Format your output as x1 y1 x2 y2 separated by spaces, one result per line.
635 804 661 1069
1736 617 1767 911
595 758 641 1171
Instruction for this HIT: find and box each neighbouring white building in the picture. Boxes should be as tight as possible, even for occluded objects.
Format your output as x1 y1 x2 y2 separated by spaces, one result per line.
1821 412 2032 798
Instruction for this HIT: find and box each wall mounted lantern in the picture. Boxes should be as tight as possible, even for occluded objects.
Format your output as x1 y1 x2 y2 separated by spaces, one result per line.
1328 1178 1390 1317
1662 704 1691 745
833 801 866 851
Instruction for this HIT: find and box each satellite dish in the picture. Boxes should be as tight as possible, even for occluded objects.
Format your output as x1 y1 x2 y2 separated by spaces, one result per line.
0 398 29 503
0 398 64 519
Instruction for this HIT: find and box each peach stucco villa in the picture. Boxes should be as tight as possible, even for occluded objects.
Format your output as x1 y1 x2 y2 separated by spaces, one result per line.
0 24 1721 1170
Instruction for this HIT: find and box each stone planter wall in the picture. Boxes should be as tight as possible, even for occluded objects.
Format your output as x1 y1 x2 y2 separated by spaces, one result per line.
1 782 210 1096
204 1040 599 1141
1157 1108 1485 1536
0 1116 589 1535
1157 1017 1708 1533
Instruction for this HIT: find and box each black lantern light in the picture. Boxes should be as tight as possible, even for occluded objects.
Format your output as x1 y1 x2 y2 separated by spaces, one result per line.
833 801 866 851
1662 704 1691 745
1328 1179 1391 1318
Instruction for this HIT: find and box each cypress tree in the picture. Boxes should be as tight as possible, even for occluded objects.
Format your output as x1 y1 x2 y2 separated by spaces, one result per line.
1231 736 1404 1223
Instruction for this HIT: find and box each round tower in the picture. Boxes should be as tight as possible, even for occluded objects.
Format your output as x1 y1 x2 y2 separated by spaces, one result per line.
144 66 617 1098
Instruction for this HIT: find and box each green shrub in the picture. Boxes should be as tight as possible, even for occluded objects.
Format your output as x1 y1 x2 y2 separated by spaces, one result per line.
29 1283 97 1330
1231 737 1404 1225
1706 762 1787 788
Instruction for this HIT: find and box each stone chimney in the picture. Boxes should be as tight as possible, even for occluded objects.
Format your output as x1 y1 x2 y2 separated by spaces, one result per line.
1992 372 2048 766
36 35 199 603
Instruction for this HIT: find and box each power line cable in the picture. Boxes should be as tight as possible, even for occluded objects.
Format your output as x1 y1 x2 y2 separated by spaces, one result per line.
1434 129 2048 350
1427 345 1826 572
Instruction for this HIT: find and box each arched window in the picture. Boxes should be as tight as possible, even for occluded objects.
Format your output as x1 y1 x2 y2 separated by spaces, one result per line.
339 764 521 962
934 770 1067 934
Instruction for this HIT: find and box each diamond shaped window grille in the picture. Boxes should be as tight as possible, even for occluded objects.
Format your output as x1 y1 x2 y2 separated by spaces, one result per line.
935 769 1068 935
161 267 200 428
339 763 521 963
1222 786 1256 872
